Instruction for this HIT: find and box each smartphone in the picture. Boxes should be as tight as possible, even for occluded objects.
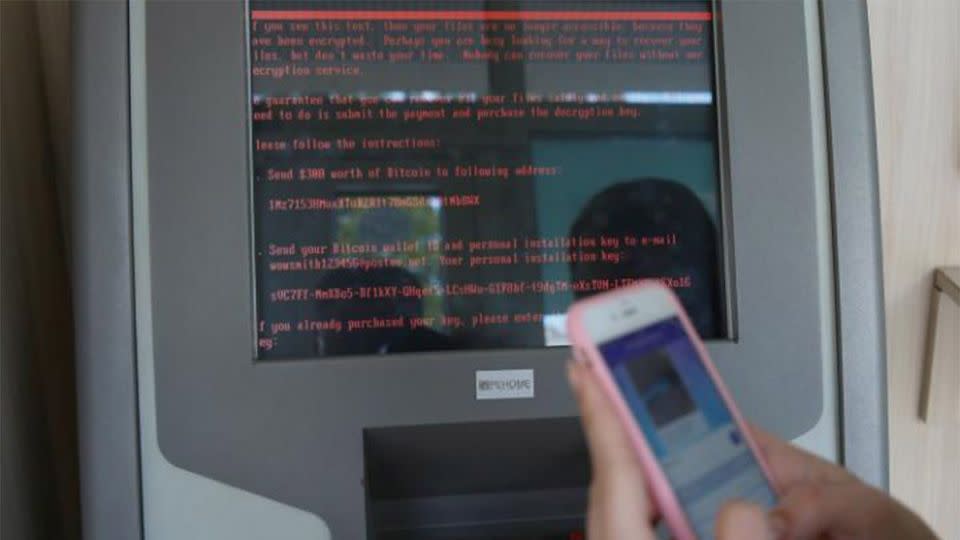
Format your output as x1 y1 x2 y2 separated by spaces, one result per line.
566 281 778 540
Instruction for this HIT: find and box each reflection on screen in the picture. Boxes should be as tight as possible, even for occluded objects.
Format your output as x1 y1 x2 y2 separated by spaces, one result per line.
249 0 727 359
600 317 775 539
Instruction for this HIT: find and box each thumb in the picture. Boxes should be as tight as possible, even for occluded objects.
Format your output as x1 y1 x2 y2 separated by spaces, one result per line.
567 354 645 478
715 500 783 540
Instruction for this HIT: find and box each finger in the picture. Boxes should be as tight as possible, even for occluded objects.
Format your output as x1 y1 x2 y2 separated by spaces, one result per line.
568 357 644 479
568 358 657 538
748 423 851 491
715 500 782 540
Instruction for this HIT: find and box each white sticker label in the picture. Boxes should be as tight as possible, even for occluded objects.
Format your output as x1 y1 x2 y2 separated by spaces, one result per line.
476 369 535 400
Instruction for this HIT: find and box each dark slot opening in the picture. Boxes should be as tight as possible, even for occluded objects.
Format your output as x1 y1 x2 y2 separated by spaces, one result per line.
364 417 589 540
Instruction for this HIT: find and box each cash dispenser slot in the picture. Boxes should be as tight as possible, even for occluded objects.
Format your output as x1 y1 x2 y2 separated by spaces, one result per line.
364 417 590 540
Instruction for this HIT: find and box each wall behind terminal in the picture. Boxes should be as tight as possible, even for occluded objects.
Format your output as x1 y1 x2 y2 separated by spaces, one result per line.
869 1 960 538
0 1 78 540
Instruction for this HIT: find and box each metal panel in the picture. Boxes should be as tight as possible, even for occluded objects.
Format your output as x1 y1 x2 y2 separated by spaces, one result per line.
820 0 889 489
72 1 143 538
142 2 835 537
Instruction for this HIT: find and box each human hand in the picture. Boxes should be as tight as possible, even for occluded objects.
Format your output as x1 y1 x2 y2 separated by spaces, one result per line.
567 355 659 539
716 425 939 540
567 358 939 540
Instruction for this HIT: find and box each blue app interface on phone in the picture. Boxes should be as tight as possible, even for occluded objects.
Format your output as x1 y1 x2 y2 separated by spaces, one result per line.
599 316 776 539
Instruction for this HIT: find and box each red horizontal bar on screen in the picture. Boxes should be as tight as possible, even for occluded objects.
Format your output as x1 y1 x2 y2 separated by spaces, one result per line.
251 10 713 21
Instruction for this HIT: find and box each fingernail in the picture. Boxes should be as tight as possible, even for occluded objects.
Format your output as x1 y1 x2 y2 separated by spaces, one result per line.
768 511 788 540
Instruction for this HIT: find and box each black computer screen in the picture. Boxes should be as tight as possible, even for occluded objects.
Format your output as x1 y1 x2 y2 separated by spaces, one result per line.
248 0 727 359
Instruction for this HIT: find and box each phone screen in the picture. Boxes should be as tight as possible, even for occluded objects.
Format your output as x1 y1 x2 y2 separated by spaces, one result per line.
598 316 776 539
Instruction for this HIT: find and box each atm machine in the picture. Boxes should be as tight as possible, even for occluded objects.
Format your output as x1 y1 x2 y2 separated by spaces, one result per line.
72 1 886 539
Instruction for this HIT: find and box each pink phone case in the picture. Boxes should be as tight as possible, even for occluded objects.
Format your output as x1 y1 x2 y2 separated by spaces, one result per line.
566 280 779 540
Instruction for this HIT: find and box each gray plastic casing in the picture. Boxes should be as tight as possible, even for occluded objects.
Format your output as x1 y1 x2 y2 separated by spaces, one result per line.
72 1 887 539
